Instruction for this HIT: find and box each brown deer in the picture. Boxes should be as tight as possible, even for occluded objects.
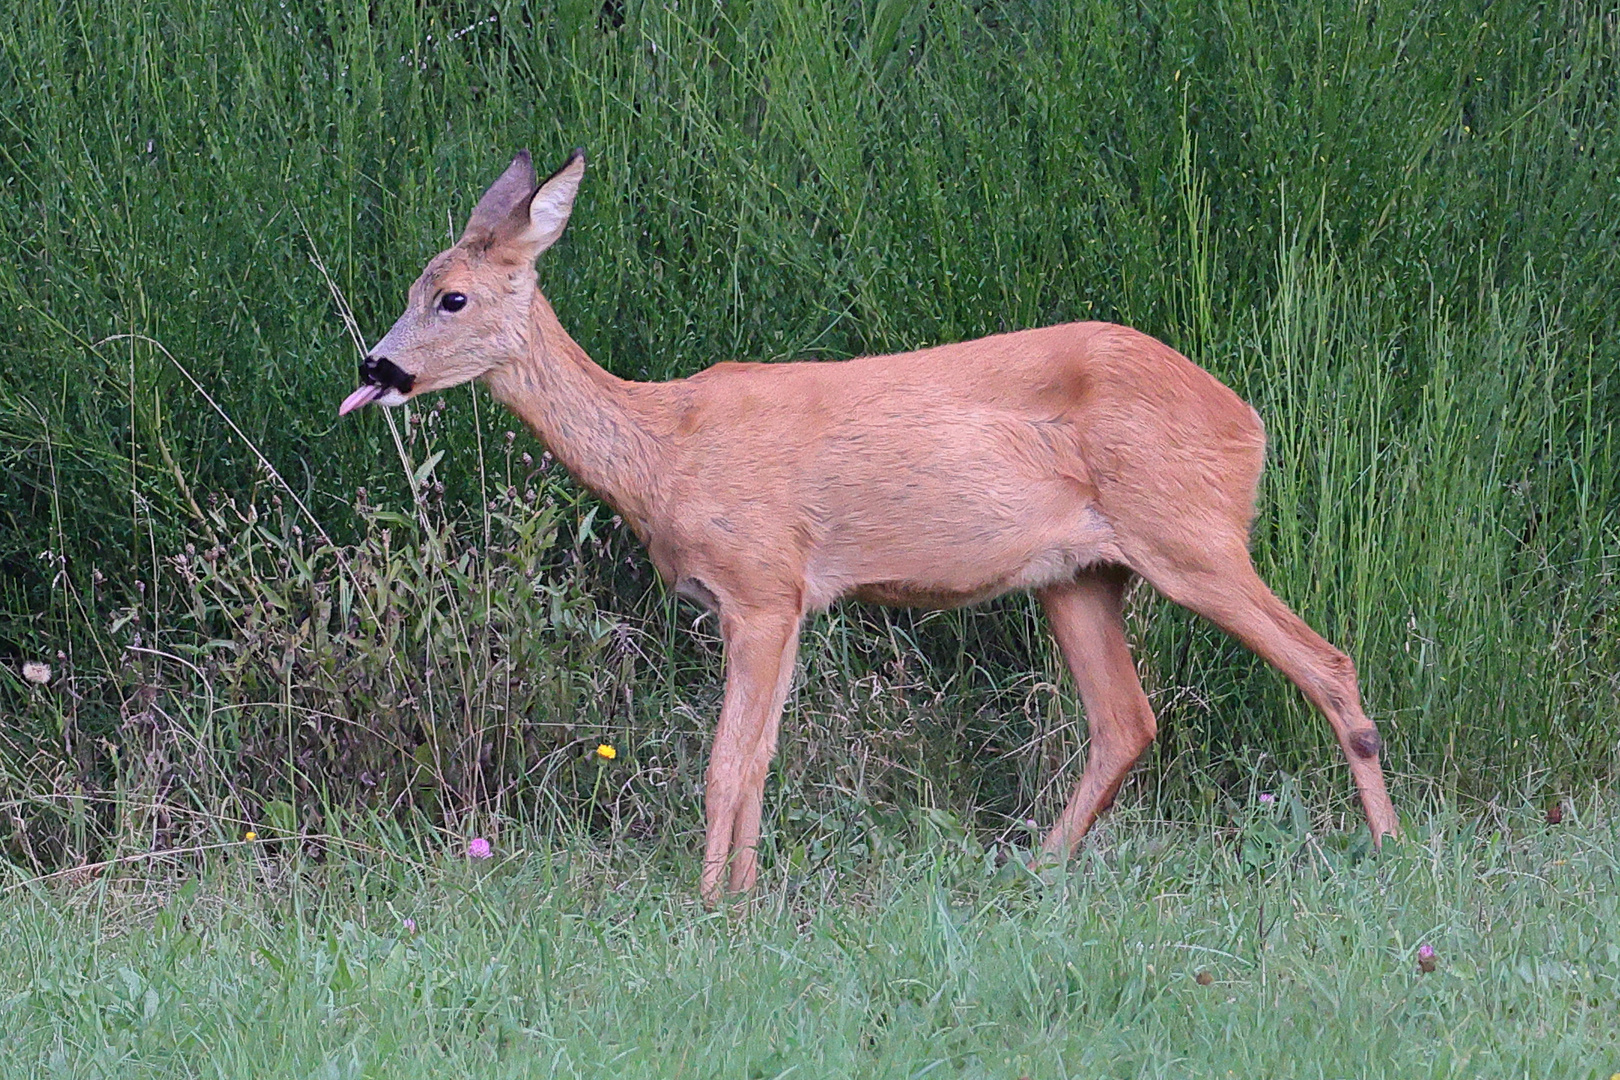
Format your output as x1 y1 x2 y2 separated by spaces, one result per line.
341 149 1398 901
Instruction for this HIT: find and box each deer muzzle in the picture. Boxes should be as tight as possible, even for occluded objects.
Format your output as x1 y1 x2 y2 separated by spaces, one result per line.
338 355 417 416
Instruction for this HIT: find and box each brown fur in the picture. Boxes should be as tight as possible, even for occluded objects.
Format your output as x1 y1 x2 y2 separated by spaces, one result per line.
346 150 1399 901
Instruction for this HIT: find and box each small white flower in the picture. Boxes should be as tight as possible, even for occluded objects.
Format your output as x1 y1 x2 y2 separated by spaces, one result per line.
22 661 51 686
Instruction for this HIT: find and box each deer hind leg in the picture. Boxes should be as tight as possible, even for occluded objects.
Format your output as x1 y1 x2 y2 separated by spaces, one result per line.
702 606 802 903
1037 566 1159 860
1131 544 1398 841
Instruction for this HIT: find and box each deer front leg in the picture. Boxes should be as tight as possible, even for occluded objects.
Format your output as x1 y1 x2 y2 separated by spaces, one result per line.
701 607 802 903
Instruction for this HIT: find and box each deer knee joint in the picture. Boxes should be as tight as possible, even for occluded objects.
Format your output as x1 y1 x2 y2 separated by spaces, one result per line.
1348 728 1382 760
1129 702 1158 747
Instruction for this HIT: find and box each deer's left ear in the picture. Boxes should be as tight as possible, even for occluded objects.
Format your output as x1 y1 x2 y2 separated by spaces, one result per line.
463 151 538 245
513 148 586 259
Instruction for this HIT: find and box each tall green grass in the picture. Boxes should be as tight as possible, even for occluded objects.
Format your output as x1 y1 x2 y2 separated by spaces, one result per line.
0 0 1616 865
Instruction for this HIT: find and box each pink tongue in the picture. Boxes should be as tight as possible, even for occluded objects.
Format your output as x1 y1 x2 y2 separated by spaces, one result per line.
339 384 383 417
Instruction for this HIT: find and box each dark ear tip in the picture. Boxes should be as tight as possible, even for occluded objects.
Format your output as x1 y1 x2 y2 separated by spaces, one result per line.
513 150 532 166
540 148 587 187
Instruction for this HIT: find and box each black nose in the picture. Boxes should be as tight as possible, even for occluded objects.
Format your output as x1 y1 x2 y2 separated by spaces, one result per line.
360 355 416 394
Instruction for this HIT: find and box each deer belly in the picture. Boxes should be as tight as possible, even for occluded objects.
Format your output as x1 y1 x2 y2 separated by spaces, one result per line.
808 501 1120 610
794 415 1119 608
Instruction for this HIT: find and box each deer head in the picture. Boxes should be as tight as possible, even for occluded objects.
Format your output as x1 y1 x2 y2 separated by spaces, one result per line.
338 148 587 416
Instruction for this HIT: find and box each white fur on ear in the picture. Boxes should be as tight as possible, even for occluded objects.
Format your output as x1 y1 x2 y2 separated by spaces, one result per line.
524 149 586 255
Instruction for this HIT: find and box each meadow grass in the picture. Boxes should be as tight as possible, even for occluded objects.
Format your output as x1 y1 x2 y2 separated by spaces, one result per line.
3 798 1617 1078
0 0 1616 867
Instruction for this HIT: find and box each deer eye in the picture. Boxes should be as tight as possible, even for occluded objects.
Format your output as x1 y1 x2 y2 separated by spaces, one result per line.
439 292 468 313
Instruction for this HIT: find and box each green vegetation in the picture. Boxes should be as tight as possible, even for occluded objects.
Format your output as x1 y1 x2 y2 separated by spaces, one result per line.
0 0 1616 874
3 804 1618 1077
4 5 1616 1072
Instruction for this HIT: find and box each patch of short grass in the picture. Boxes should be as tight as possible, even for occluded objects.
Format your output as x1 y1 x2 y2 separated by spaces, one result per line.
3 801 1616 1078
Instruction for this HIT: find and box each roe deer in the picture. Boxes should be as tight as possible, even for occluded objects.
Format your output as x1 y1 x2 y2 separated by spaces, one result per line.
341 149 1398 901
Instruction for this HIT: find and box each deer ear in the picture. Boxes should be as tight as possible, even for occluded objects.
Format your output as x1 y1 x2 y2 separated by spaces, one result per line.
515 148 586 257
462 151 538 244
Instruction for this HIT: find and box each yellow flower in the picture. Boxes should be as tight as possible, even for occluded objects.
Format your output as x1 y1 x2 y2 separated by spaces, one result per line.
594 743 617 761
244 830 257 841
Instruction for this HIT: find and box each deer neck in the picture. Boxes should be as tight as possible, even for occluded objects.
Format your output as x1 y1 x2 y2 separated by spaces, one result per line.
484 292 664 531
